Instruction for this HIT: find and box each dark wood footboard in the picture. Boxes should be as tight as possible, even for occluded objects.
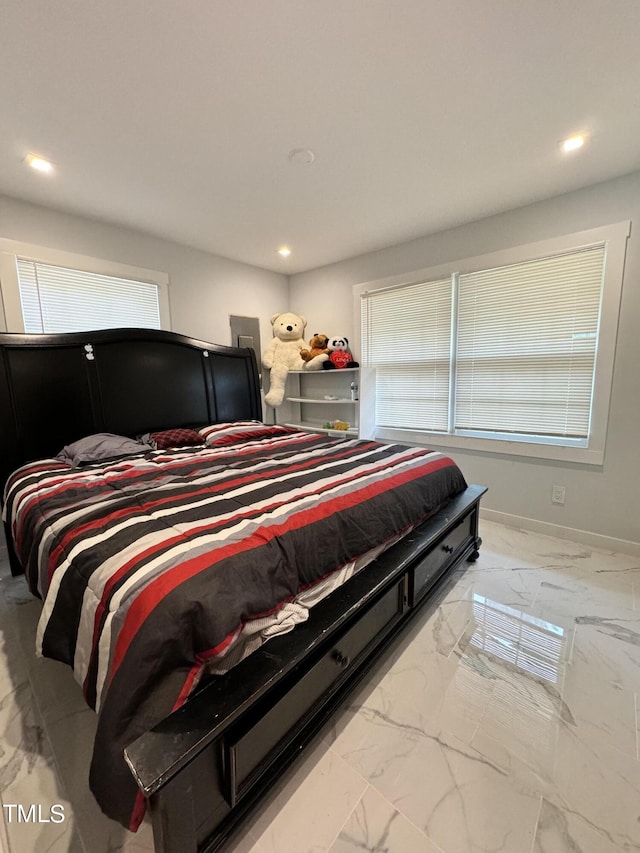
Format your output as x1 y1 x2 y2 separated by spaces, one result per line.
125 484 486 853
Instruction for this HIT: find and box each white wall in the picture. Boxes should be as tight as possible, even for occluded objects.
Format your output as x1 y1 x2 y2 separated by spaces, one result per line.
289 170 640 550
0 195 289 350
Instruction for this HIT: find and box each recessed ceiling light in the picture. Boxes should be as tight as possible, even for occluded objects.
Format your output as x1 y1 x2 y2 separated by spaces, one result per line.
25 154 54 173
561 135 585 153
277 247 291 257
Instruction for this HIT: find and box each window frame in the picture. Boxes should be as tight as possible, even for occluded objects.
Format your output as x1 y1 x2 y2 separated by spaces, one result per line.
354 221 630 465
0 239 171 334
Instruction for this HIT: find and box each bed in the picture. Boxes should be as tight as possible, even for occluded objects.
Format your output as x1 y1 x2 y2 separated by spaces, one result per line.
0 327 486 853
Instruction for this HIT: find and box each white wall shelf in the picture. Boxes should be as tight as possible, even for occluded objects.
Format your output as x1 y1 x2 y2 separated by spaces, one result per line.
285 396 356 404
274 368 360 437
284 421 358 438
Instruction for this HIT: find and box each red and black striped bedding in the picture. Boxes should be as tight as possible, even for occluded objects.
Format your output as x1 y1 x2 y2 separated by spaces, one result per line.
2 425 467 829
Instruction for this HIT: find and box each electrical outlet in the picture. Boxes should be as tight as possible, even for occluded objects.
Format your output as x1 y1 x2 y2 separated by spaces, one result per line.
551 485 566 505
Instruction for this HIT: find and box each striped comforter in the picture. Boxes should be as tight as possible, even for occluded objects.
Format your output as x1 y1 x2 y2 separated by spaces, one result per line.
2 425 467 829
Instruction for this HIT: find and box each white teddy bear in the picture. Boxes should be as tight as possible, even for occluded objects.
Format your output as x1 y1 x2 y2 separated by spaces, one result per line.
262 312 307 407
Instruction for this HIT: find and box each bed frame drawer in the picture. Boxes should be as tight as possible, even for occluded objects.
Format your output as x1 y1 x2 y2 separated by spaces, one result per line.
224 578 405 806
410 513 473 605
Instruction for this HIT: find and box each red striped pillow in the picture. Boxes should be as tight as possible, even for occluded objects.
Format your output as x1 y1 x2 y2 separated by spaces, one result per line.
198 421 295 446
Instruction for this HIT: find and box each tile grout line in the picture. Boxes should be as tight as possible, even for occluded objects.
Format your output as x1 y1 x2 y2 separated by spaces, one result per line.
566 614 578 665
529 576 543 609
635 692 639 762
325 741 453 852
324 782 368 851
324 775 450 853
528 796 544 853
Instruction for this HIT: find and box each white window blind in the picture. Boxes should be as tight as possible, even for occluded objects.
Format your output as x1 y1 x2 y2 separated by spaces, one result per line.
361 277 452 431
361 243 607 447
456 246 605 440
17 258 162 333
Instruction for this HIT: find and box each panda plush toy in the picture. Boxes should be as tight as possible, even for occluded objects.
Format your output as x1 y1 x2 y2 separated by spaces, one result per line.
323 336 360 369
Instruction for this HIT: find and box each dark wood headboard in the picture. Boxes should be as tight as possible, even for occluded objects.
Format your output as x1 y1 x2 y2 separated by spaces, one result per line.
0 328 262 495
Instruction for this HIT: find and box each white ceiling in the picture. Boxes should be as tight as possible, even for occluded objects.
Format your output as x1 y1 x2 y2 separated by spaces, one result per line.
1 1 640 275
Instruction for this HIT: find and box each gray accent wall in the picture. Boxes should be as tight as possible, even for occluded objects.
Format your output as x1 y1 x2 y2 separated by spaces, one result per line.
289 171 640 549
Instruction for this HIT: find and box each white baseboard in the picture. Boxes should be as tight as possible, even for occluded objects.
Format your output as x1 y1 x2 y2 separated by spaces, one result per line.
480 508 640 557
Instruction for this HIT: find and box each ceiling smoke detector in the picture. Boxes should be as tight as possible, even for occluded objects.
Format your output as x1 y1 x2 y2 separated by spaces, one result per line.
288 148 315 166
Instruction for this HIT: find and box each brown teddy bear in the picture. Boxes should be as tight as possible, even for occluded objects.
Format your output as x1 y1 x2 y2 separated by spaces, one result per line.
300 333 330 369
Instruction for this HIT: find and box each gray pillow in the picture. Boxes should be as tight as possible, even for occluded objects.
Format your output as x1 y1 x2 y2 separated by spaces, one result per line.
56 433 152 467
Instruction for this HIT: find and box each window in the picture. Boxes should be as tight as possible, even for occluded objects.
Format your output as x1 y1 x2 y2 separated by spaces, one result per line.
357 223 629 464
361 276 452 432
17 258 161 333
0 240 170 335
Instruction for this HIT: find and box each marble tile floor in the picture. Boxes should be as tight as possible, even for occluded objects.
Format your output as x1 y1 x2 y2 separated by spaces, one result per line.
0 520 639 853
